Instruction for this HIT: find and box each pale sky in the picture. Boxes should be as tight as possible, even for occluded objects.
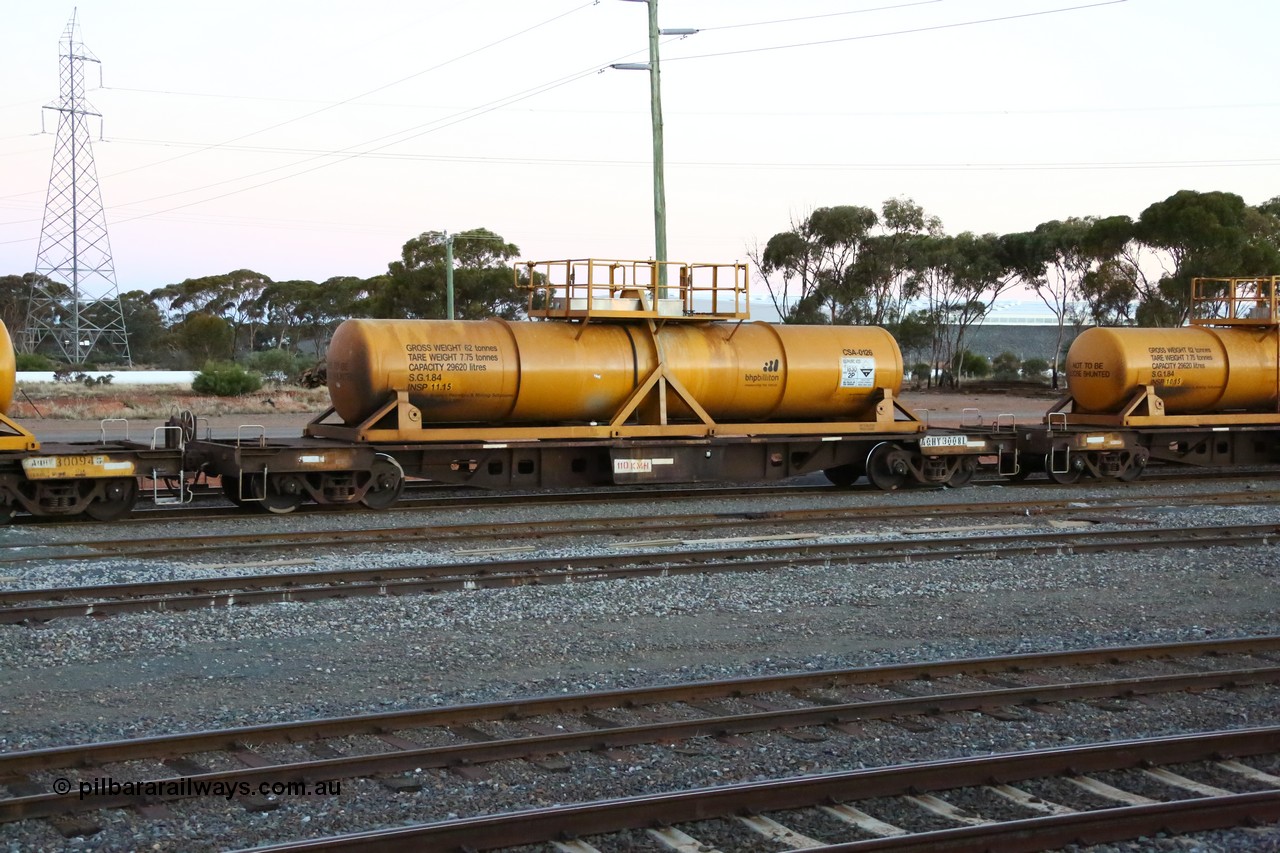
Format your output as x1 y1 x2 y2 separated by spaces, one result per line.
0 0 1275 299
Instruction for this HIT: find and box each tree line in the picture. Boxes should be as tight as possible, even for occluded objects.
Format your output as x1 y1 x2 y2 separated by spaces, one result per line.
751 189 1280 388
0 228 523 374
0 190 1274 387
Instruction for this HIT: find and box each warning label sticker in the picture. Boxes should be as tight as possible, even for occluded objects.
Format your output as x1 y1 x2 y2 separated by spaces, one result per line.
840 356 876 388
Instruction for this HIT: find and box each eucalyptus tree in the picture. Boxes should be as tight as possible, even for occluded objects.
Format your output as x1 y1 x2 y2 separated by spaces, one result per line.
86 290 167 365
910 232 1022 389
754 205 878 323
946 232 1024 388
852 197 942 326
150 269 272 354
1133 190 1280 325
177 312 234 367
1079 260 1137 326
254 279 320 352
0 274 37 341
297 276 370 354
1017 218 1097 388
367 228 523 320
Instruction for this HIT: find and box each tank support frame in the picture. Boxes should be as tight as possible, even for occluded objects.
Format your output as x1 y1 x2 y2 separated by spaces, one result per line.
306 386 925 444
1048 385 1280 428
0 412 38 452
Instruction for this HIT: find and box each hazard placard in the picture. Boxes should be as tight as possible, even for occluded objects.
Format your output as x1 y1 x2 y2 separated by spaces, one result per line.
840 356 875 388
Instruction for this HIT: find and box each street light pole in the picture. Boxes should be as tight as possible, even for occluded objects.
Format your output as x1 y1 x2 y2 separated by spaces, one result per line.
428 230 456 320
614 1 696 296
643 0 667 293
444 231 454 321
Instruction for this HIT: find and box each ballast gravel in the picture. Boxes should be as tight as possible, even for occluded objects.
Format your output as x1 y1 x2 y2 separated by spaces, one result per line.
0 476 1277 851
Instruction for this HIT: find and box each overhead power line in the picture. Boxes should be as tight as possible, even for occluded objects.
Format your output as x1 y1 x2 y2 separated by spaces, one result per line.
700 0 948 31
666 0 1130 62
91 0 601 185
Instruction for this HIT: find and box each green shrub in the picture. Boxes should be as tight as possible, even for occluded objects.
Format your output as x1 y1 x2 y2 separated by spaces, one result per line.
15 352 56 371
192 362 262 396
910 362 932 382
954 351 991 378
1021 357 1051 379
991 351 1022 381
245 349 307 384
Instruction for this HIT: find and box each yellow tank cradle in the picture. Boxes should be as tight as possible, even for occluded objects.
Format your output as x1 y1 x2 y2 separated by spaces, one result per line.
305 386 924 444
1046 385 1280 428
0 412 39 452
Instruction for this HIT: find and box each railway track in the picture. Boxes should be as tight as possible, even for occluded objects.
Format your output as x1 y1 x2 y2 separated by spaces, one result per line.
3 521 1278 623
240 727 1280 852
7 487 1280 567
3 637 1277 840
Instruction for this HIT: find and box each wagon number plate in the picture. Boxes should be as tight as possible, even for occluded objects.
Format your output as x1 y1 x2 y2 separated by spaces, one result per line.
22 455 136 479
920 435 969 448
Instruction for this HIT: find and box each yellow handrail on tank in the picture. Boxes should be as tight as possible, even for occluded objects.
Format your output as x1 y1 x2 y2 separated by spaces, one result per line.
518 258 750 322
1191 276 1280 326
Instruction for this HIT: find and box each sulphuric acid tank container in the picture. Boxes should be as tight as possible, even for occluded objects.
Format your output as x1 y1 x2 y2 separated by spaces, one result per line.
325 318 904 426
1066 325 1279 414
0 321 14 415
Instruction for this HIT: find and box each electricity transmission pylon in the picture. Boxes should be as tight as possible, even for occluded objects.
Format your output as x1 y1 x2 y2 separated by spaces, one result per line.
25 11 131 366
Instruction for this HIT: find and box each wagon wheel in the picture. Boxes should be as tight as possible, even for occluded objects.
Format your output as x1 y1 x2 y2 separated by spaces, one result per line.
221 476 249 509
947 457 976 488
361 454 405 510
1005 456 1038 481
0 501 16 525
1116 450 1148 482
865 443 910 491
249 473 304 515
823 461 863 487
1044 452 1083 485
84 478 139 521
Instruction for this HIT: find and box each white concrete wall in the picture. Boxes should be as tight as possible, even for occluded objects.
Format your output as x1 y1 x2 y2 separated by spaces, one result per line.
17 371 198 386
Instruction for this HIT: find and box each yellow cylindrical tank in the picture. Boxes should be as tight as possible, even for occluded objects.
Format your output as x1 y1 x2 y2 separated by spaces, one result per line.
1066 326 1279 414
0 321 14 416
326 318 903 426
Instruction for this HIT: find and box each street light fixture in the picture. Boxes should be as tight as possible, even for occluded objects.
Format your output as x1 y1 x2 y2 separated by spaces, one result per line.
612 0 697 295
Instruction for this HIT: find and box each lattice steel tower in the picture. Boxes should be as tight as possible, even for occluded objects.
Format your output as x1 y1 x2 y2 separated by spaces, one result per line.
26 11 131 366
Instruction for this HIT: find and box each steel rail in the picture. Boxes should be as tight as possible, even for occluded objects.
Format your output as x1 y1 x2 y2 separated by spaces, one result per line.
6 488 1280 566
3 522 1278 622
2 655 1277 822
230 727 1280 852
812 793 1280 851
4 635 1274 773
